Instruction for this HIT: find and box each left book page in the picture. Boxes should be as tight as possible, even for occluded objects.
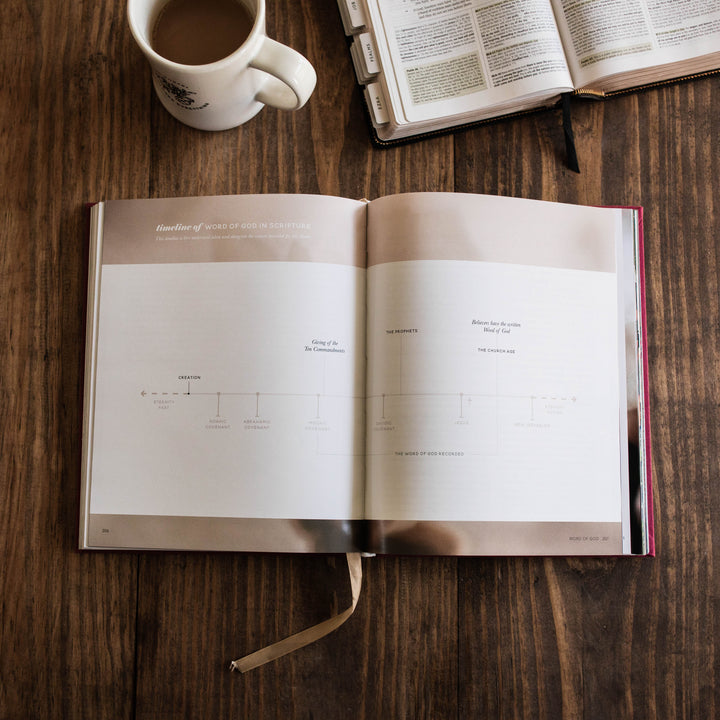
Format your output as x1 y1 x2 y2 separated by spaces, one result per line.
356 0 574 141
80 194 367 553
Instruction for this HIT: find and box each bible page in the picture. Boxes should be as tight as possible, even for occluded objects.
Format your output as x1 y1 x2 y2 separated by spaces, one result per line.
364 193 630 555
366 0 574 130
552 0 720 92
81 194 367 552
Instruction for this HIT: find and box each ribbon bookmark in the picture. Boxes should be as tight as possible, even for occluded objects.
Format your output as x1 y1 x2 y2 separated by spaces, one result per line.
561 93 581 174
230 552 363 673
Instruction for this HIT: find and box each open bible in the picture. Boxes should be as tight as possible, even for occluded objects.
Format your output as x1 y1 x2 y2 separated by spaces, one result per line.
337 0 720 142
80 192 653 557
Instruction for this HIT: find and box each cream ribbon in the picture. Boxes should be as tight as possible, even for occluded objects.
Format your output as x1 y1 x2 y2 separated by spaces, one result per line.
230 552 363 672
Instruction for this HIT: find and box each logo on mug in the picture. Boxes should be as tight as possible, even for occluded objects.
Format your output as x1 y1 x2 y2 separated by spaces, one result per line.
155 73 210 110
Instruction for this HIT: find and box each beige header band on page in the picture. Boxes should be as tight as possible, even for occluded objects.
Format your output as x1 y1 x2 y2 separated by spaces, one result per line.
367 193 619 273
100 194 367 268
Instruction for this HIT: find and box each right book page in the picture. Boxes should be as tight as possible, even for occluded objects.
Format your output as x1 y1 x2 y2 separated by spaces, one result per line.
364 193 646 556
551 0 720 93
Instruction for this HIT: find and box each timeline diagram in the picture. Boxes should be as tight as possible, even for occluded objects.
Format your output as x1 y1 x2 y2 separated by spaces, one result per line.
366 388 579 458
365 312 583 459
139 372 365 458
368 389 577 425
135 301 585 465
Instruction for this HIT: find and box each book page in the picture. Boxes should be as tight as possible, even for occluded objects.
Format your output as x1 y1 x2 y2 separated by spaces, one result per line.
365 193 629 554
552 0 720 90
83 195 367 551
367 0 574 124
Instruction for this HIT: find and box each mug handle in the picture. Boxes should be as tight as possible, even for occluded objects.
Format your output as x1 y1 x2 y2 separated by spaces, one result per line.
250 38 317 111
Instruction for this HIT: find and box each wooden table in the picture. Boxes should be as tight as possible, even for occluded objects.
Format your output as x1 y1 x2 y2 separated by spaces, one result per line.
2 1 718 717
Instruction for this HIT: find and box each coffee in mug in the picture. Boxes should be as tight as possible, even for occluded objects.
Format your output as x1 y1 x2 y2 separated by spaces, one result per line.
151 0 254 65
128 0 317 131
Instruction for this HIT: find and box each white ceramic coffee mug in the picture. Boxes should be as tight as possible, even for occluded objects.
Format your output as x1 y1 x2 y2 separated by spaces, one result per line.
127 0 317 130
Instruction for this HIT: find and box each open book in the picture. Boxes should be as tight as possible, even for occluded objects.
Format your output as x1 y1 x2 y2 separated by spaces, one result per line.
337 0 720 142
80 192 653 557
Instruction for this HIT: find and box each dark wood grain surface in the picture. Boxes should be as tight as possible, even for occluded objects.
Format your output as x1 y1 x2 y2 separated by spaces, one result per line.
1 1 718 718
